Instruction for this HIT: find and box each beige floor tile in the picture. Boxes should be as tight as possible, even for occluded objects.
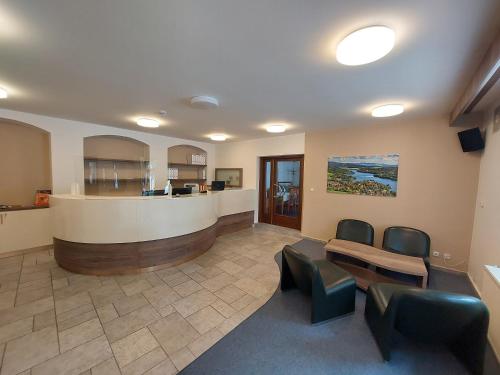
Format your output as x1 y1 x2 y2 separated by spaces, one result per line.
52 277 69 290
34 309 56 331
186 306 225 335
0 316 33 345
200 272 237 292
211 299 237 318
113 294 149 316
18 277 52 292
57 304 96 331
217 312 245 335
143 285 181 310
121 346 166 375
148 313 200 355
2 326 59 375
19 270 51 284
0 296 53 326
15 286 53 306
31 335 113 375
104 305 160 343
215 260 245 276
231 294 257 311
233 277 269 298
53 277 101 300
214 285 247 304
111 328 159 368
163 272 191 287
231 256 257 269
187 272 206 283
153 305 172 319
96 304 118 323
91 358 120 375
196 266 224 279
59 317 103 352
121 279 152 297
0 290 16 311
188 328 224 357
172 289 218 318
55 292 92 315
172 280 203 297
90 283 126 308
143 273 165 287
143 358 177 375
169 347 196 371
177 262 203 275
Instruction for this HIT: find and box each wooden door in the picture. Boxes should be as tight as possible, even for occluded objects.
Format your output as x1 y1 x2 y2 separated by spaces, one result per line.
259 155 304 230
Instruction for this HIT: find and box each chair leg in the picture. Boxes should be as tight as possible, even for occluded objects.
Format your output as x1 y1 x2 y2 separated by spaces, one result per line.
280 251 296 291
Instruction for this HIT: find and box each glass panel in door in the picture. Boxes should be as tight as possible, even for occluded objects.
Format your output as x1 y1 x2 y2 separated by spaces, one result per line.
274 160 301 218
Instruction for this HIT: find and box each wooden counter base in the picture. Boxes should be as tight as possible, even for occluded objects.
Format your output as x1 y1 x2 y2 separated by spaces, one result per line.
54 211 254 275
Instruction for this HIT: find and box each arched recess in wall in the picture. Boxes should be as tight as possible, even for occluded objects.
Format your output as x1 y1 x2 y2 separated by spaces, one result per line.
83 135 150 196
0 118 52 207
167 145 207 188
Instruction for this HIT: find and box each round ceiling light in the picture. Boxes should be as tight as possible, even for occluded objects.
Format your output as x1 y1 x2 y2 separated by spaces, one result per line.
191 96 219 109
265 123 287 133
0 87 8 99
336 26 395 66
136 117 160 128
371 104 404 117
210 134 227 141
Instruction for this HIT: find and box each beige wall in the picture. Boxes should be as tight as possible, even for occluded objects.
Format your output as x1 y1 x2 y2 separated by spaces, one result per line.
215 133 305 190
0 119 52 206
302 118 480 271
468 103 500 289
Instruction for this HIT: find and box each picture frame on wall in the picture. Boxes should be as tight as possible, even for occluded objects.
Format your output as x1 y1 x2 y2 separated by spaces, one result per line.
215 168 243 188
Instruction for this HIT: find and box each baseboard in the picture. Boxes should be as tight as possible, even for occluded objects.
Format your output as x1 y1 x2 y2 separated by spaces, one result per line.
299 233 327 244
0 244 53 259
429 263 467 275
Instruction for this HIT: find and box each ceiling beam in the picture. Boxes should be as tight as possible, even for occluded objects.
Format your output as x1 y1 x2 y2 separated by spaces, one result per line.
450 29 500 125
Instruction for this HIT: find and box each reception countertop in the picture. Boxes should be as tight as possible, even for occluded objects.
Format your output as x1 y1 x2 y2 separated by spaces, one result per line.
50 189 256 275
50 189 255 244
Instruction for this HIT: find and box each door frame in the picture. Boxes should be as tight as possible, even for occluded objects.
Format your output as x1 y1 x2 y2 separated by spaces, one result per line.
258 154 304 230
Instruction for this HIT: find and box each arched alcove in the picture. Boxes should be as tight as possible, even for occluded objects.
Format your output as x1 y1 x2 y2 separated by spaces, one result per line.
167 145 207 188
0 118 52 207
84 135 150 196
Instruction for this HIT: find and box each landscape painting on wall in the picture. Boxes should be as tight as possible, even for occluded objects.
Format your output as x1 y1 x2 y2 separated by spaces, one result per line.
327 154 399 197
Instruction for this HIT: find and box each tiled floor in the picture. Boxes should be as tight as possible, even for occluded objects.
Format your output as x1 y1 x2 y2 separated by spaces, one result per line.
0 224 301 375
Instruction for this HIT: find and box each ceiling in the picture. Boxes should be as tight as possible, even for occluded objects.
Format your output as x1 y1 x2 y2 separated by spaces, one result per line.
0 0 499 142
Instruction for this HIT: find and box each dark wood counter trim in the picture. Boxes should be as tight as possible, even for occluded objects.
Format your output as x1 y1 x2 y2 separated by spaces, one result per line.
54 210 254 275
0 206 49 212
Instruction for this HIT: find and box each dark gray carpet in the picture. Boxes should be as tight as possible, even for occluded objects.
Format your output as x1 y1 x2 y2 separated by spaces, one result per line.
181 239 500 375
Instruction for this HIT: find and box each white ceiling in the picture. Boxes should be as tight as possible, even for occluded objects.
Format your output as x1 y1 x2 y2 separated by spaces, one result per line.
0 0 499 142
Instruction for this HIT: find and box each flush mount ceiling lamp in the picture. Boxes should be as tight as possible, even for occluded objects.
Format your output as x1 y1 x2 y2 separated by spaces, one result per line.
336 26 395 66
265 123 288 133
371 104 404 117
136 117 160 128
210 134 227 141
0 87 8 99
191 96 219 109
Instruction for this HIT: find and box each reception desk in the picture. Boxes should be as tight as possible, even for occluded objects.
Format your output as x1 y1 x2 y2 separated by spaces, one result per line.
50 189 255 275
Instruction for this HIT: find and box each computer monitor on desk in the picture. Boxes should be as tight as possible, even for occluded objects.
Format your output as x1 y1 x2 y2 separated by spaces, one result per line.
211 181 225 191
172 187 192 196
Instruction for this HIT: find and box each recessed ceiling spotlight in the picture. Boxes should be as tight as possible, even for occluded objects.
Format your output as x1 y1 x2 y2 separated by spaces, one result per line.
210 134 227 141
265 123 288 133
191 96 219 109
136 117 160 128
336 26 395 66
371 104 404 117
0 87 8 99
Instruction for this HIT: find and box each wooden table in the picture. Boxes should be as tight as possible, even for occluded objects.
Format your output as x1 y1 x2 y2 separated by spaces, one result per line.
325 239 428 290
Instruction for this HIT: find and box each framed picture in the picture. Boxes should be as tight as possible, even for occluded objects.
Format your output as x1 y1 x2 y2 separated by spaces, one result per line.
327 154 399 197
215 168 243 188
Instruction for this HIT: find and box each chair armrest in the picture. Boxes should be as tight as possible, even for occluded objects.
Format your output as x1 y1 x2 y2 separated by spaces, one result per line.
314 260 353 291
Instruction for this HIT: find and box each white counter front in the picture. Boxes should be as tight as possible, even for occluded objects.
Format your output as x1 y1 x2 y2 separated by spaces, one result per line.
51 189 256 244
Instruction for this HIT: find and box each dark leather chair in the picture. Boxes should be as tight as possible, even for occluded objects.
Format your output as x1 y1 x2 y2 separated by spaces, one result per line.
365 283 489 375
383 226 431 273
336 219 374 246
280 245 356 323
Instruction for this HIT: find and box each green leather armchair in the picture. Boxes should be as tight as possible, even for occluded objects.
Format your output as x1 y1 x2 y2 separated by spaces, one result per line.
365 283 489 375
382 226 431 272
336 219 375 246
280 245 356 323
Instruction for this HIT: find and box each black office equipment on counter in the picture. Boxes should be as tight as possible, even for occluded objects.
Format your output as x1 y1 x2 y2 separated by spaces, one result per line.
211 180 225 191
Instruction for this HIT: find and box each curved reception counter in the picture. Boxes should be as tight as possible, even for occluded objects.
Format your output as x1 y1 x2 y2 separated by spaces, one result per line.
50 189 255 275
